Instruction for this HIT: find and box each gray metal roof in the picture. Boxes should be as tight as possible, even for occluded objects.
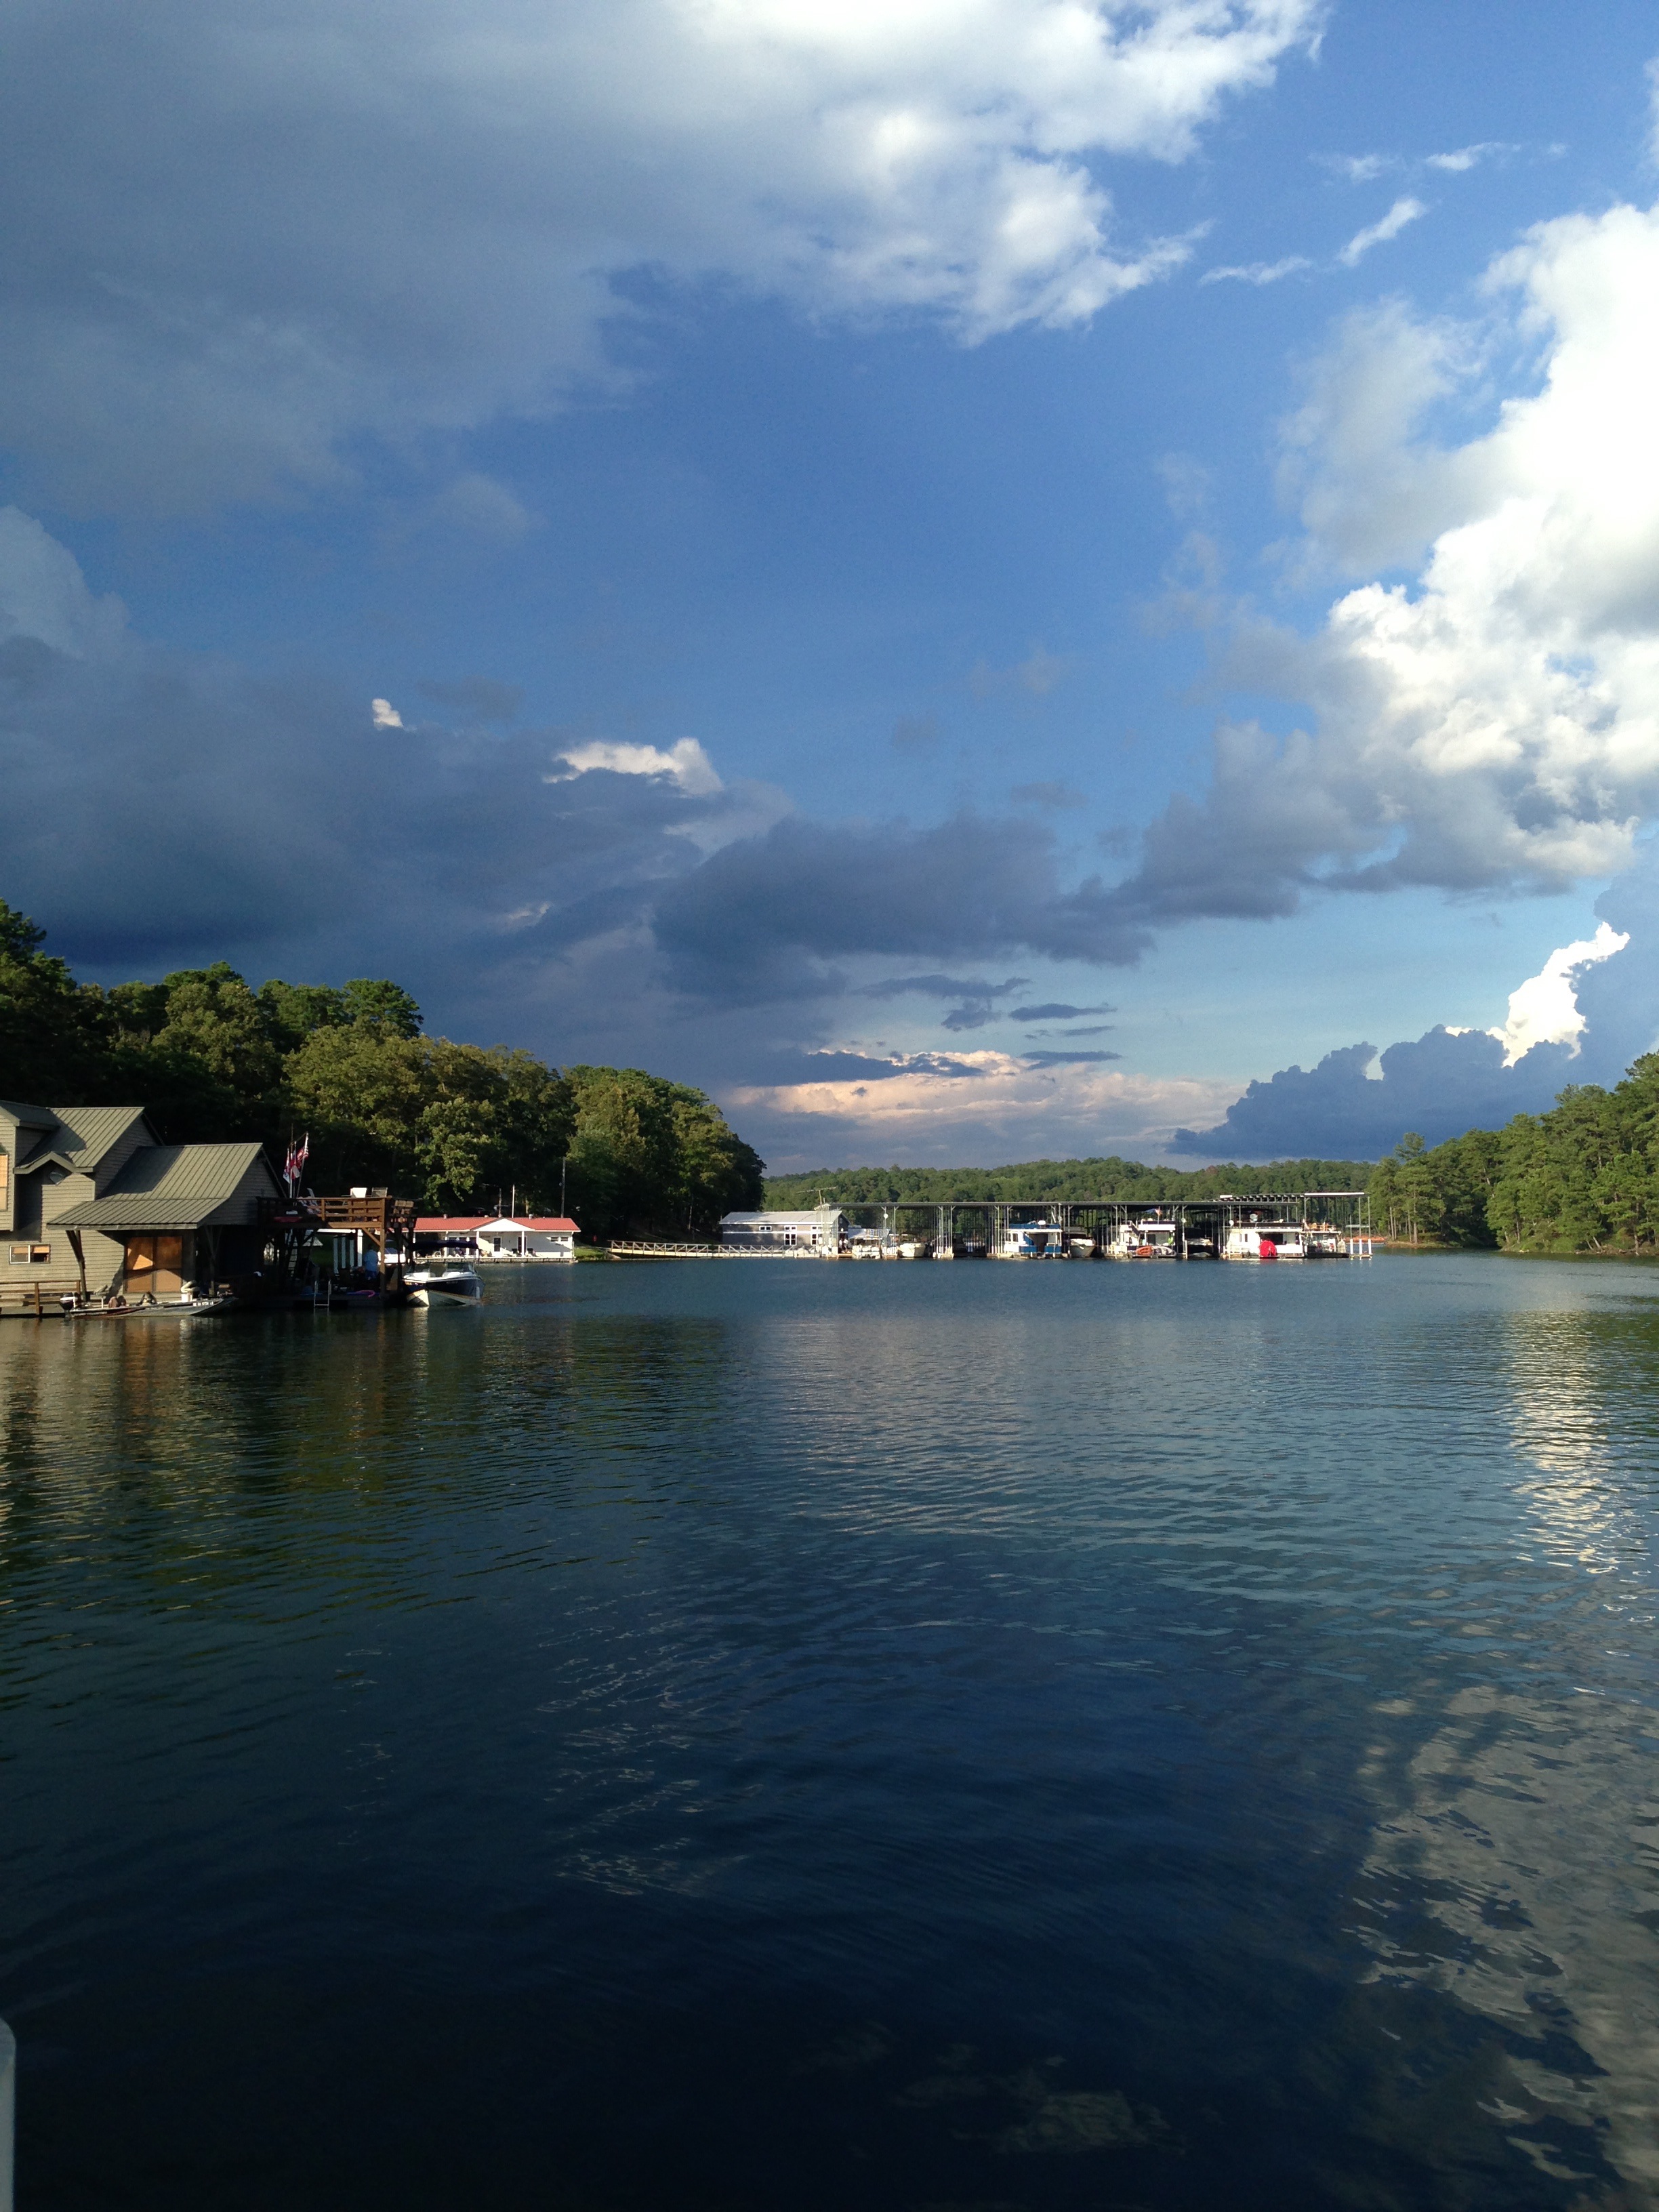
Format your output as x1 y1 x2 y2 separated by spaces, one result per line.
4 1103 150 1172
53 1142 278 1231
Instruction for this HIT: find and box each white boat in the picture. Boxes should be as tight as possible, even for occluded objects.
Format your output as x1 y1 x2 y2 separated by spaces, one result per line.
1107 1218 1178 1258
405 1266 483 1306
1223 1225 1306 1261
998 1220 1066 1258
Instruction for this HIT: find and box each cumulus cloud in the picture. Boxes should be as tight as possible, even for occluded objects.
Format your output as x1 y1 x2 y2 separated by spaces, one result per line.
1337 195 1427 266
1493 920 1628 1065
1111 196 1659 930
1169 1028 1580 1159
1172 922 1645 1159
0 0 1317 510
548 737 723 796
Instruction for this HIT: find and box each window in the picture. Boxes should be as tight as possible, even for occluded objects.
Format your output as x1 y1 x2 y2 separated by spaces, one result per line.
10 1244 51 1264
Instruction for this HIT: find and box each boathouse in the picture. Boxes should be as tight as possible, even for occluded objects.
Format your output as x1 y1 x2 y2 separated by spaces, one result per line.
472 1215 578 1260
1 1099 281 1303
719 1206 842 1253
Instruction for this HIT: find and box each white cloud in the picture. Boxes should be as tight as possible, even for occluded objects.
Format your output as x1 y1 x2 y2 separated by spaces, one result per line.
1200 254 1311 285
1337 195 1427 266
1118 193 1659 922
370 697 404 729
548 737 724 795
1425 142 1507 173
1492 921 1629 1065
0 0 1319 512
1317 153 1389 184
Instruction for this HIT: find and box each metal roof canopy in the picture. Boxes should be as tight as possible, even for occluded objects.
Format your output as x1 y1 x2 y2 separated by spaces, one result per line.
53 1141 273 1231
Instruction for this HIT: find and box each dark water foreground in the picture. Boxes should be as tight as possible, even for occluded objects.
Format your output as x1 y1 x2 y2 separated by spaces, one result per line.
3 1254 1657 2210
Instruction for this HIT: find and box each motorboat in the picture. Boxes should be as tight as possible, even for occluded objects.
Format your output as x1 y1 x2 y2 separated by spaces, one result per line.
405 1266 483 1306
1107 1217 1178 1258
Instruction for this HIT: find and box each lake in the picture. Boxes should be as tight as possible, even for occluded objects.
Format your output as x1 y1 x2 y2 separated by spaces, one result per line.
3 1252 1657 2209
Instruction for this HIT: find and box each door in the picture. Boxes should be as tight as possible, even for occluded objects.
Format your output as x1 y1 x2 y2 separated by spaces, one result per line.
125 1235 187 1294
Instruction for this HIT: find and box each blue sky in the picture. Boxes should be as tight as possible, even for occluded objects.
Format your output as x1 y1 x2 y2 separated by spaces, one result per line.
3 0 1659 1166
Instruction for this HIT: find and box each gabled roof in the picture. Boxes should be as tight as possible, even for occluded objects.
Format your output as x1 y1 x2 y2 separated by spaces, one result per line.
476 1216 577 1233
3 1103 152 1174
53 1142 278 1231
0 1099 58 1131
414 1216 491 1232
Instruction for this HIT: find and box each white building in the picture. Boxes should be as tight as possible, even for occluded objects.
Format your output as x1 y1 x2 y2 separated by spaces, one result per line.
719 1207 842 1254
474 1215 577 1261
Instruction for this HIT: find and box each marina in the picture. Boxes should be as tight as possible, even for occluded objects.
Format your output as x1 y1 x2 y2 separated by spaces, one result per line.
619 1191 1372 1260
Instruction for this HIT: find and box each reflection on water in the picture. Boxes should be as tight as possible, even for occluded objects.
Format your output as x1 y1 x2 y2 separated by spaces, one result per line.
1353 1302 1659 2195
2 1257 1659 2209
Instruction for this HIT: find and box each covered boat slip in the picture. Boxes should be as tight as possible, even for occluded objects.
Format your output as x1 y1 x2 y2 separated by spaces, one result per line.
820 1191 1373 1259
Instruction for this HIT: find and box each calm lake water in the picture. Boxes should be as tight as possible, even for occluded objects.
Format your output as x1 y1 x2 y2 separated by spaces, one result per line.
3 1253 1658 2209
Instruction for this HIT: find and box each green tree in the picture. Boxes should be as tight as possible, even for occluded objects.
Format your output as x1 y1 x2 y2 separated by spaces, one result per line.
0 899 111 1099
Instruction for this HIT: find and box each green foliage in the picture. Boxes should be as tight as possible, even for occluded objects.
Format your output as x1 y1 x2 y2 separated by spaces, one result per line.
764 1155 1374 1207
564 1065 764 1237
0 901 760 1233
0 897 111 1099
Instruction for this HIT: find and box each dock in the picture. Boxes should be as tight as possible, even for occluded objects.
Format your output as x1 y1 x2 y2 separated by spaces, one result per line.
612 1193 1373 1259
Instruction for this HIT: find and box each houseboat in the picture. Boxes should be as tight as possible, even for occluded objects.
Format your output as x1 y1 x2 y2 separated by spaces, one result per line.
1223 1223 1307 1261
1107 1217 1178 1258
998 1220 1066 1258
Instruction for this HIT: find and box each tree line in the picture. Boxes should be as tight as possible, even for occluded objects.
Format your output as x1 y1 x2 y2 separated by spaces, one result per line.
762 1155 1374 1207
0 901 763 1237
1371 1052 1659 1252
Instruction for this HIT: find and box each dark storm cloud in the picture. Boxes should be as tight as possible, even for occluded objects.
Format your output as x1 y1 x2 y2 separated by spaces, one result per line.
651 813 1151 1005
744 1049 988 1084
856 974 1029 1002
1169 1029 1579 1159
0 508 756 996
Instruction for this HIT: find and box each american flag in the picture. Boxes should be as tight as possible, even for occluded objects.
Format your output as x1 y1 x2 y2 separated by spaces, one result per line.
283 1132 310 1193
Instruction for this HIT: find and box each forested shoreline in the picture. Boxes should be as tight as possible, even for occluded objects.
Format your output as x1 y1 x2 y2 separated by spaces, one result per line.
762 1156 1374 1207
1370 1052 1659 1252
0 903 763 1238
